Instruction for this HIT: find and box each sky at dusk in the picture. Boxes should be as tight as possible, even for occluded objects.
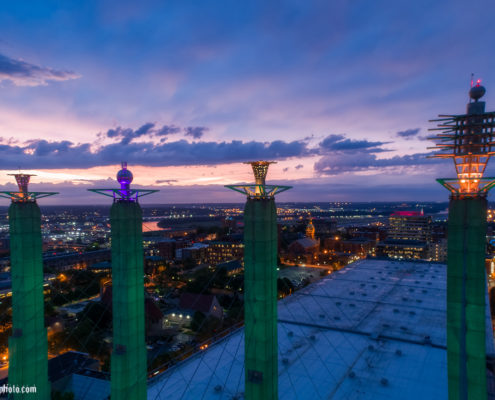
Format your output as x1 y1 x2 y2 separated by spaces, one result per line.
0 0 494 204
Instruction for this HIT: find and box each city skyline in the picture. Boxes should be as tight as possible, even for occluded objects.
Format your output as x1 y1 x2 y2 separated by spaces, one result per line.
0 1 494 204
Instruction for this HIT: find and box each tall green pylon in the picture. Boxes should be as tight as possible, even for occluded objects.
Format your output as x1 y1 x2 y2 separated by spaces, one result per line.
226 161 291 400
89 162 157 400
0 174 56 400
431 81 495 400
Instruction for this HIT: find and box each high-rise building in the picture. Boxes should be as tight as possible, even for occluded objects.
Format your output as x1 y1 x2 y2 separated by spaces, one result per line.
388 211 432 242
377 211 432 259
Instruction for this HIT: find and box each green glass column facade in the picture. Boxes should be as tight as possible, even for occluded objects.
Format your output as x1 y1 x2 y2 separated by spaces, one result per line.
8 202 50 399
430 83 495 400
110 201 147 400
226 160 290 400
243 198 278 400
447 197 488 400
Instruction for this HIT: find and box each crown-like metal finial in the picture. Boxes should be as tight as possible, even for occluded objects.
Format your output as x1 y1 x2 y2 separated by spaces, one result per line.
226 160 291 199
0 173 57 202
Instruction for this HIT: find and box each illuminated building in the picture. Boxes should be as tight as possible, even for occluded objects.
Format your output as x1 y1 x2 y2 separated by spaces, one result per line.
388 210 432 242
226 161 291 400
206 241 244 265
179 293 223 320
324 237 375 257
430 80 495 400
0 174 56 400
89 163 157 400
178 243 209 264
429 238 447 262
311 218 337 236
144 237 183 260
286 216 321 265
216 259 243 276
377 211 432 259
287 238 320 265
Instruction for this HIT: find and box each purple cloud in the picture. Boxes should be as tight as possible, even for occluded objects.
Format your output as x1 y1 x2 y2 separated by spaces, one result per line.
156 125 181 136
314 151 441 174
0 53 80 86
105 123 183 144
396 128 421 139
0 137 310 169
319 134 390 152
184 126 208 139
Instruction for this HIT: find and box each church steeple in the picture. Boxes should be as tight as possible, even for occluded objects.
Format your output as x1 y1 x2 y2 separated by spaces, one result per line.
306 215 315 240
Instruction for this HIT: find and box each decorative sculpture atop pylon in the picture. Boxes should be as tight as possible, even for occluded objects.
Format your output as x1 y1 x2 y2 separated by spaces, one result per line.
226 161 291 198
430 79 495 197
88 162 157 201
0 173 57 202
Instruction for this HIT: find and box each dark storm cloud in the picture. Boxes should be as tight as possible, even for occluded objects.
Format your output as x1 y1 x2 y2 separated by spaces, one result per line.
0 137 309 169
184 126 208 139
319 134 390 152
0 53 80 86
396 128 421 139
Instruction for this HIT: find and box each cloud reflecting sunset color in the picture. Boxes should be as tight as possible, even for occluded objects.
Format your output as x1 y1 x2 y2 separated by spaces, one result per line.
0 1 493 203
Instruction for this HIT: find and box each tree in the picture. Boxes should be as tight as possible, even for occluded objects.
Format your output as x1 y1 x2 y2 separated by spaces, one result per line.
190 311 206 332
277 278 294 296
81 301 112 330
52 391 75 400
183 257 196 270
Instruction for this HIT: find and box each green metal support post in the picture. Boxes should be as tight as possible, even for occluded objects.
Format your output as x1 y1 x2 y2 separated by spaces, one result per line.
0 174 57 400
447 197 487 400
430 81 495 400
89 162 157 400
110 201 147 399
226 161 291 400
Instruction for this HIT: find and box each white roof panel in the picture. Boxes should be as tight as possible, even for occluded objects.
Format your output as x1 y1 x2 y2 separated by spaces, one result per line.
147 259 493 400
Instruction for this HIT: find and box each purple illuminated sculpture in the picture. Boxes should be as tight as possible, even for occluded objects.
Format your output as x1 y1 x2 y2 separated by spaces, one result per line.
117 162 134 199
89 162 157 202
